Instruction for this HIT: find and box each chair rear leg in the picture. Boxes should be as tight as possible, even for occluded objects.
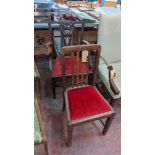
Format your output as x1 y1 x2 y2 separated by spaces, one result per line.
52 78 56 98
102 113 115 135
62 95 66 111
110 98 116 107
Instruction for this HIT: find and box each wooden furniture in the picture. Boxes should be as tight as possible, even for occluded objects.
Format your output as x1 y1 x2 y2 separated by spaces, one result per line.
34 29 54 68
77 27 97 44
60 44 115 146
34 14 55 69
97 10 121 105
53 22 85 56
34 62 42 98
104 1 117 8
55 0 65 4
67 1 90 8
85 10 100 20
34 93 49 155
49 22 91 98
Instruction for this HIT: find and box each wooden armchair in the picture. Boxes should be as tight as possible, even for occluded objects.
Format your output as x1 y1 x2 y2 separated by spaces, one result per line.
34 93 49 155
61 44 115 146
97 10 121 105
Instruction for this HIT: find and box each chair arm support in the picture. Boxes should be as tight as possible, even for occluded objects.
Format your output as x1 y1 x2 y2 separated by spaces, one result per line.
100 56 120 95
46 42 53 55
46 42 53 72
107 66 120 95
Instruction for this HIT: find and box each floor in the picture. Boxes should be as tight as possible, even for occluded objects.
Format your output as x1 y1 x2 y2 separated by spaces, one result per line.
34 64 121 155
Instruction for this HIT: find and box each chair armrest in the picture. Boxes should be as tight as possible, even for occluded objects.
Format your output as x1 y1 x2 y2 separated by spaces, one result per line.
99 57 120 95
107 66 120 95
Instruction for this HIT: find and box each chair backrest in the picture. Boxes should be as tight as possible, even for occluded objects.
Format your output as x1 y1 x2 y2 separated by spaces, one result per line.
60 44 101 90
59 22 85 47
97 11 121 64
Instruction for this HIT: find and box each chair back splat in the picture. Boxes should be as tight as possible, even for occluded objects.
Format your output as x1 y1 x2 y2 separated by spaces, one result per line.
60 44 101 91
59 22 84 48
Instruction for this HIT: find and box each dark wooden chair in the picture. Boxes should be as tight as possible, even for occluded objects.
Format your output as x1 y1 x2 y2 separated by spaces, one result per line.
60 44 116 146
34 93 49 155
47 22 90 98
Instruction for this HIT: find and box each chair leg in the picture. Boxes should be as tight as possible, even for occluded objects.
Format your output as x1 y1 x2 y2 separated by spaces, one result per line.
66 125 73 147
110 98 116 107
102 113 115 135
62 95 66 112
43 141 49 155
52 78 56 99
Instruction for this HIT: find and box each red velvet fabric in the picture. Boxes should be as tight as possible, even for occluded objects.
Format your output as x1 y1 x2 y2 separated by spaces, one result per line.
67 86 111 120
52 57 89 77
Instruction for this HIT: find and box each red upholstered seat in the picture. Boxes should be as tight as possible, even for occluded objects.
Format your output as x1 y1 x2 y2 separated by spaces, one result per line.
52 57 89 77
67 85 111 120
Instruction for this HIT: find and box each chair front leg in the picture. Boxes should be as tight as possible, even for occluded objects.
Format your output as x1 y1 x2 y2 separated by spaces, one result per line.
102 113 115 135
66 125 73 147
43 141 49 155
